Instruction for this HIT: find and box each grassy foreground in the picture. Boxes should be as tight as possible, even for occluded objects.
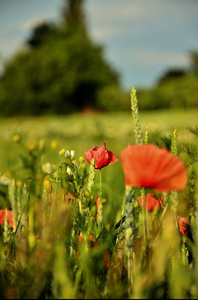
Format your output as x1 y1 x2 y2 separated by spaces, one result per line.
0 104 198 299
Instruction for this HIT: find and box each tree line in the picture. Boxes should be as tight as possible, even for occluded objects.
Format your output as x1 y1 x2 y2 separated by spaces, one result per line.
0 0 197 116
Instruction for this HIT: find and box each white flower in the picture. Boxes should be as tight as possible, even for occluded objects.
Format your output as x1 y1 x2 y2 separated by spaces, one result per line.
42 162 52 174
66 166 72 175
65 150 75 159
70 150 75 158
0 173 11 185
65 150 70 157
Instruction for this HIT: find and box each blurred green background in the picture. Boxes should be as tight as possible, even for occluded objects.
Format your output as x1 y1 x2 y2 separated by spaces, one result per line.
0 0 198 115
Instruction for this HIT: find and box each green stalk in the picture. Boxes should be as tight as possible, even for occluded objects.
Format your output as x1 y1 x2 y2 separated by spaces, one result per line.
125 186 135 297
97 169 103 225
131 87 143 145
140 188 147 245
14 180 31 236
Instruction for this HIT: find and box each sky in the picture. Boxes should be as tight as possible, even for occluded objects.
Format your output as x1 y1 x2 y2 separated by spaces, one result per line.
0 0 198 90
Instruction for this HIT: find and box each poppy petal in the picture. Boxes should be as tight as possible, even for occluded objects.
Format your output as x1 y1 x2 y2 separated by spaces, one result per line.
138 193 163 212
85 142 119 169
121 144 187 192
0 209 14 228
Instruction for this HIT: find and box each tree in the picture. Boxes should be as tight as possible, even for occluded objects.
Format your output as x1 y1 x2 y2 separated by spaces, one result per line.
0 0 121 116
157 68 187 85
61 0 86 32
26 22 57 48
188 50 198 74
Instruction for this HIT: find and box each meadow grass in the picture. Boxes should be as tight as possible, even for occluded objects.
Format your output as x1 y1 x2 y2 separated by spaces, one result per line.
0 104 198 299
0 107 197 161
0 107 196 202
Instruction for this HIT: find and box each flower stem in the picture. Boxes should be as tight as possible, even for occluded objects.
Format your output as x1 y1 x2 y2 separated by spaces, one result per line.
97 169 103 224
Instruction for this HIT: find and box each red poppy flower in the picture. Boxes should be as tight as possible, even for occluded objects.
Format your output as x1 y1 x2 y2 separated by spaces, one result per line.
0 209 14 228
177 216 189 236
138 193 163 212
121 144 188 192
85 142 119 169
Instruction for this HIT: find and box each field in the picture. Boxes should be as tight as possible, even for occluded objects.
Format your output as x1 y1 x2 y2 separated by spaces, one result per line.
0 108 197 201
1 107 197 167
0 101 198 299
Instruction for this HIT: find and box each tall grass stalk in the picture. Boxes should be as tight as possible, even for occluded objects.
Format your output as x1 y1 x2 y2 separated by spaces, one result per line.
131 86 143 145
125 186 135 297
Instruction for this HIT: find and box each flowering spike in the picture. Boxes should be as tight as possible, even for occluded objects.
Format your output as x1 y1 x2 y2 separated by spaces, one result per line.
144 130 149 145
131 87 143 145
171 129 178 156
87 158 96 192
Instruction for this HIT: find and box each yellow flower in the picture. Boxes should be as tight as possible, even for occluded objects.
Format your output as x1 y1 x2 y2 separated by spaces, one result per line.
59 149 66 156
79 156 85 162
12 134 20 143
26 140 36 152
39 139 45 150
51 140 58 150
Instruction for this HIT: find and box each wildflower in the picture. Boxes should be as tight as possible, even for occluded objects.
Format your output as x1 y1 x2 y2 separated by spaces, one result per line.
26 140 36 152
0 172 12 185
70 150 75 159
67 192 72 202
39 139 45 150
12 134 20 143
65 150 70 157
85 142 119 169
66 192 77 203
121 144 187 192
78 235 85 244
50 140 58 150
89 234 96 242
66 166 72 175
0 209 14 228
138 193 163 212
42 162 52 174
79 156 85 163
65 150 75 159
177 216 189 236
59 149 66 156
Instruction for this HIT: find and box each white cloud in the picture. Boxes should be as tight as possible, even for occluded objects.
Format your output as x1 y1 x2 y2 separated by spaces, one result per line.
113 48 190 68
0 30 24 61
86 0 140 23
89 24 123 40
131 49 189 66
